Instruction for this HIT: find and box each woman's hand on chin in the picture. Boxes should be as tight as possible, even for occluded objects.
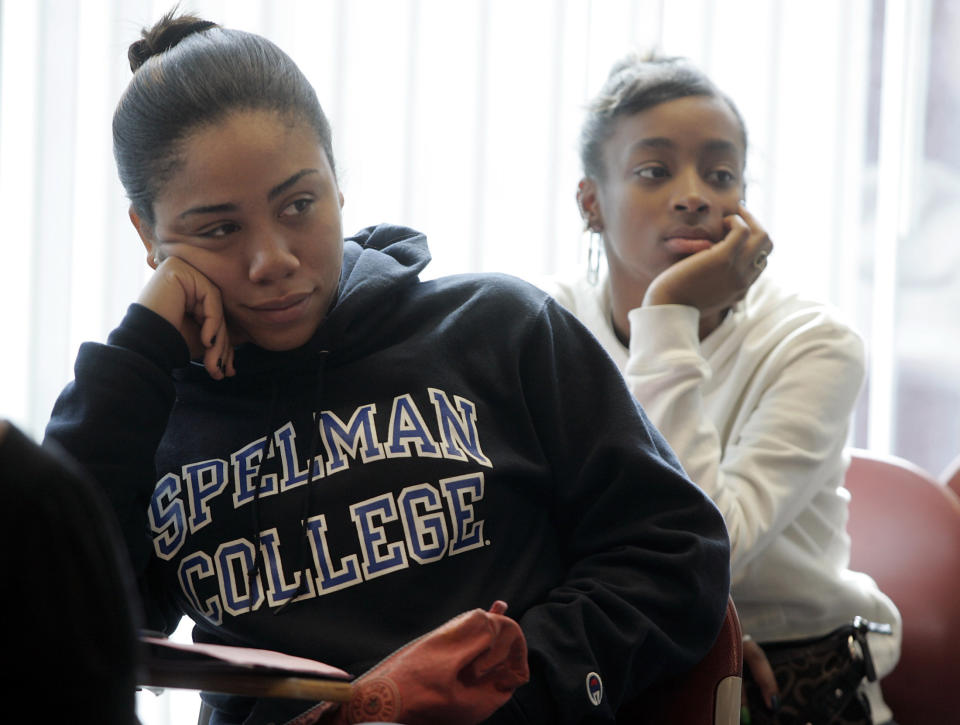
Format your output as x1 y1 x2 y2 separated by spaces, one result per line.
643 204 773 319
138 256 236 380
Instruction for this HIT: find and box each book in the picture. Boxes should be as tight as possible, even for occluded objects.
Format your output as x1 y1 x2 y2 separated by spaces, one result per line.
139 635 354 702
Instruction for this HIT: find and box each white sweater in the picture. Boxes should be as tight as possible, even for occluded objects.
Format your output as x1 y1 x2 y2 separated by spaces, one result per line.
546 271 901 720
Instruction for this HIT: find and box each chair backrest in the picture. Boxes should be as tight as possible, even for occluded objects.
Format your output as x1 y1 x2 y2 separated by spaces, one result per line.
845 448 960 725
939 452 960 499
618 596 742 725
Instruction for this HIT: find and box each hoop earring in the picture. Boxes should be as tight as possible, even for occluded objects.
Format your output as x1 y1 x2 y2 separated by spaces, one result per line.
587 230 602 285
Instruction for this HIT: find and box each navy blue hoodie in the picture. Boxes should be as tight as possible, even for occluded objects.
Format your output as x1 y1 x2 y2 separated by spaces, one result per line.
46 225 730 724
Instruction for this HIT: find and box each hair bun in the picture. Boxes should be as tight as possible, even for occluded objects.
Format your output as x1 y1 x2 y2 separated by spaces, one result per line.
127 10 218 72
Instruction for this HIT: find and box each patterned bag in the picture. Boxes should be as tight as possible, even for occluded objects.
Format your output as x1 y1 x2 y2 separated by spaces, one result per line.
742 617 892 725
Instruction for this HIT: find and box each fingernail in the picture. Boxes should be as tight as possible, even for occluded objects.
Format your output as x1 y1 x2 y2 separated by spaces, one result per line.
769 695 780 712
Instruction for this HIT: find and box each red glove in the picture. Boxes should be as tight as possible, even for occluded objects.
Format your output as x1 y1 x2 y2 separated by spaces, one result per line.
288 601 529 725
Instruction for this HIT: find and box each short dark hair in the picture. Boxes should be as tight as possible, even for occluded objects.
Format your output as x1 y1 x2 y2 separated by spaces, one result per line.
579 52 748 181
114 9 336 225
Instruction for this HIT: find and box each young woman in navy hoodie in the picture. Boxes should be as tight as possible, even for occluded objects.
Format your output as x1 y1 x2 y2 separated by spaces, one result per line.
45 12 730 725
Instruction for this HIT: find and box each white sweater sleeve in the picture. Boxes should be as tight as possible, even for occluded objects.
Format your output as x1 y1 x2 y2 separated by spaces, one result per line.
624 303 865 580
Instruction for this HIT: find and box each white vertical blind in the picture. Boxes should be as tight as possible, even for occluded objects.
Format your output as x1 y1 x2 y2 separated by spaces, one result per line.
834 0 872 323
0 0 39 429
869 0 932 452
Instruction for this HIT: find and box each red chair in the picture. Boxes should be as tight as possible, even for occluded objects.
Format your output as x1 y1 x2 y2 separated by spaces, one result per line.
939 452 960 499
845 448 960 725
618 596 742 725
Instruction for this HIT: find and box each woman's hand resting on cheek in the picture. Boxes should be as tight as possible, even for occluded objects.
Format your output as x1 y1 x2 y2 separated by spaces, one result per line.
137 256 237 380
642 204 773 322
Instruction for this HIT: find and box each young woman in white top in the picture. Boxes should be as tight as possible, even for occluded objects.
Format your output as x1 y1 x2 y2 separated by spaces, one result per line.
546 53 901 725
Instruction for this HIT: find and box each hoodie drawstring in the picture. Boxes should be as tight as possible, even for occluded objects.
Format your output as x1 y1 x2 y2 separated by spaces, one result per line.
248 378 280 588
273 350 329 615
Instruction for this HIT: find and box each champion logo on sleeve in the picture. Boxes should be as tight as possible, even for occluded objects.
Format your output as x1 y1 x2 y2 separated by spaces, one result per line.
586 671 603 706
